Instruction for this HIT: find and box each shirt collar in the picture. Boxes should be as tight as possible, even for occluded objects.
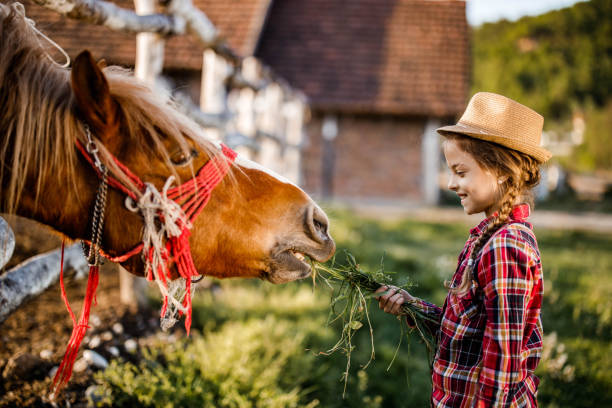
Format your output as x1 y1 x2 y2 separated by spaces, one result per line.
469 203 531 237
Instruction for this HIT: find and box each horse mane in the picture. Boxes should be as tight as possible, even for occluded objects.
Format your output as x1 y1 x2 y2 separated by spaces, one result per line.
0 2 215 214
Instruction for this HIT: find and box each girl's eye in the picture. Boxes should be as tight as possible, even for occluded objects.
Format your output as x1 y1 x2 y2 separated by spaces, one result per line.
170 149 198 166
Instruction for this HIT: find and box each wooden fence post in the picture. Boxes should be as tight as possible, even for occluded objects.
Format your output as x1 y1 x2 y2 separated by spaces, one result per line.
116 0 166 310
201 49 230 144
282 99 305 184
134 0 165 87
232 57 258 159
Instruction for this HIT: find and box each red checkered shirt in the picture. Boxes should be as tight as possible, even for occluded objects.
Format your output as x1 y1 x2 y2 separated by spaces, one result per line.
411 204 543 407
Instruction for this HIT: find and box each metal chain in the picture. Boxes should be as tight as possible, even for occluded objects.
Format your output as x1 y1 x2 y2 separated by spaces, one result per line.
83 166 108 266
80 124 110 265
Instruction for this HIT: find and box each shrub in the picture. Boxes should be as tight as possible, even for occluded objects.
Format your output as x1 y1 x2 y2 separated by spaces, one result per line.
95 317 320 408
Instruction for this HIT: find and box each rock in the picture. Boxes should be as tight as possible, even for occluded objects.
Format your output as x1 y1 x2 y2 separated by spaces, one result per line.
83 350 108 369
90 314 102 328
48 366 59 379
101 331 113 341
108 346 120 357
156 332 169 341
124 339 137 353
2 352 45 381
43 393 60 408
112 322 124 335
73 358 88 373
86 384 110 405
88 335 102 349
40 349 53 360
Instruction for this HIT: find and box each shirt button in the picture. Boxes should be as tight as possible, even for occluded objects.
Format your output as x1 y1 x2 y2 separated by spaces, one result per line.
504 386 510 394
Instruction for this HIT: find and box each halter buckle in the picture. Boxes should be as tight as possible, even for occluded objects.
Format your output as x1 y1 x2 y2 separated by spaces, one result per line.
84 125 104 171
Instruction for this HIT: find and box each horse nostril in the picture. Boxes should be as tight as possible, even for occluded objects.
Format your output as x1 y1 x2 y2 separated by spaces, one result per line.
314 218 327 235
306 205 330 243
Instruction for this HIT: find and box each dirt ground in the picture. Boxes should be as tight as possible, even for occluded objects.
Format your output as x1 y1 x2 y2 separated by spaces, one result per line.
0 218 161 407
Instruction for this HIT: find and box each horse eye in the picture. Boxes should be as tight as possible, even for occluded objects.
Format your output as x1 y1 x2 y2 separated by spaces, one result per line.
170 149 197 166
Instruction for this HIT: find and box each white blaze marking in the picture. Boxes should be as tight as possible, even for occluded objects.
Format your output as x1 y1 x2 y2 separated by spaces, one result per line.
209 139 297 187
209 141 329 223
234 155 295 186
233 153 327 224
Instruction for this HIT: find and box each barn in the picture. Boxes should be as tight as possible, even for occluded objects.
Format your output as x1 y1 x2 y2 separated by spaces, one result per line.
23 0 469 204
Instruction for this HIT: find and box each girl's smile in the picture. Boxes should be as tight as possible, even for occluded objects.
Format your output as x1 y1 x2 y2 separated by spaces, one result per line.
443 139 500 217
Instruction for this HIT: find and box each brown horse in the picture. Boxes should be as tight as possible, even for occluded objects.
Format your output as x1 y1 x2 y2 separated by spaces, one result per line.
0 3 335 285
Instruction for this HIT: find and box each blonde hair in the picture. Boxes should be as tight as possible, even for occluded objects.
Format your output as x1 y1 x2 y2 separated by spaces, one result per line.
443 133 541 295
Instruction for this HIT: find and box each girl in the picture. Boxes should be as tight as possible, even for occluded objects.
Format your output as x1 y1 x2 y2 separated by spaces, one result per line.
377 92 551 407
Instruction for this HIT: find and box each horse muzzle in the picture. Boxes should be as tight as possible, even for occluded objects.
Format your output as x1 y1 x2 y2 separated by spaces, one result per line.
265 204 336 284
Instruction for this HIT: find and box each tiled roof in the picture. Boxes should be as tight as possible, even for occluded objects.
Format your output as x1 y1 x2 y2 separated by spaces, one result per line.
255 0 469 116
21 0 271 69
194 0 272 56
21 0 468 116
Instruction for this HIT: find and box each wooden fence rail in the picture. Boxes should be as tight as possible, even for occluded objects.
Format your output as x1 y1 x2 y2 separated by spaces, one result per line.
0 243 88 323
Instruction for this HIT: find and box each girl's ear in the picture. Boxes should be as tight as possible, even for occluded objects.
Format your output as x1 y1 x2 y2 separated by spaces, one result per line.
71 50 119 141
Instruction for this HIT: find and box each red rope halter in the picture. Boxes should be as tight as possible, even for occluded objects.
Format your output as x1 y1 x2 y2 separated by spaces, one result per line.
51 137 236 395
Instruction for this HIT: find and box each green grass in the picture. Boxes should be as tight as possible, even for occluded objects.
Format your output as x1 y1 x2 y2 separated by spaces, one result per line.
95 208 612 407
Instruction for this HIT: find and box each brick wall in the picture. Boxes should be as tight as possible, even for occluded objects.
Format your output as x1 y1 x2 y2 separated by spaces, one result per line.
303 113 426 201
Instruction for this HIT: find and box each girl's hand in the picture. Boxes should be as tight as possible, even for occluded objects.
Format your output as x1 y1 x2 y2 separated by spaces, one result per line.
375 285 414 316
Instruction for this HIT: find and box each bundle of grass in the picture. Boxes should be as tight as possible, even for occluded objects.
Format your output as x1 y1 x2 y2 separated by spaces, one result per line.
313 252 439 395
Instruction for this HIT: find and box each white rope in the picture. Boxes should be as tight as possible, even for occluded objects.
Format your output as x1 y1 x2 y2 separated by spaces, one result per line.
125 178 193 329
160 278 194 331
12 2 70 68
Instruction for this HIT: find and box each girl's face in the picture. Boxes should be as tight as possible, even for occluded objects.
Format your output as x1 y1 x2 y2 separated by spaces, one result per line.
443 139 501 217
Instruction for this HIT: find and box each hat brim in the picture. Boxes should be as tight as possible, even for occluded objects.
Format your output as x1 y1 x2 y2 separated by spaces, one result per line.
437 123 552 163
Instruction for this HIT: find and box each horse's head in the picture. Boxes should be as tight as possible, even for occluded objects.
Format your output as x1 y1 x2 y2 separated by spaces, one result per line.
69 51 335 284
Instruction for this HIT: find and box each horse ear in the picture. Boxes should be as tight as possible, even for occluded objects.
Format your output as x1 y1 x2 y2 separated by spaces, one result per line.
71 50 119 137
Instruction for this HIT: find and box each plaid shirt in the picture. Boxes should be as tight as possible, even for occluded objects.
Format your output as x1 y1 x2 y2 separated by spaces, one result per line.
412 204 543 407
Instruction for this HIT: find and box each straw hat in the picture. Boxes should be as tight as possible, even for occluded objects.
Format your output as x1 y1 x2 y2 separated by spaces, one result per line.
437 92 552 163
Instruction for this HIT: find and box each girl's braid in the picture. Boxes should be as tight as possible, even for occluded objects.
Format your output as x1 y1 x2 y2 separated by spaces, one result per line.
442 134 541 296
449 183 521 296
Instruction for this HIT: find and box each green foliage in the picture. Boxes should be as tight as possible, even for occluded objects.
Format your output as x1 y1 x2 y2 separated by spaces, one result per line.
95 317 321 407
95 209 612 407
573 100 612 171
314 251 439 383
472 0 611 120
472 0 612 171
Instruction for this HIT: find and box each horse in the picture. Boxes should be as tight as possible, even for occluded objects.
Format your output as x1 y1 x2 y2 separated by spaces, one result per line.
0 2 335 393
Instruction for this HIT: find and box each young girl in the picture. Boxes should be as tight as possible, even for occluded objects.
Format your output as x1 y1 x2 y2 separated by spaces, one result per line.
377 92 551 407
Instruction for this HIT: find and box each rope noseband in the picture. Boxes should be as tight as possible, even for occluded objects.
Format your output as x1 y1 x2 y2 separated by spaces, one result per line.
52 125 237 395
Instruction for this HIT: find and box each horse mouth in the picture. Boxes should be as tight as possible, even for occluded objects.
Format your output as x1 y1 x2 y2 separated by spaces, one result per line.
265 248 316 284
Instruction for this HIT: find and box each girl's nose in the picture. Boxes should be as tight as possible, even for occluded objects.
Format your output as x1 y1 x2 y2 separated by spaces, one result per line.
447 175 458 191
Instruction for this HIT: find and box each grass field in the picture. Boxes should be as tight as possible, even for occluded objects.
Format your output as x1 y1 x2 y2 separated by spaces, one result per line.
95 208 612 407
